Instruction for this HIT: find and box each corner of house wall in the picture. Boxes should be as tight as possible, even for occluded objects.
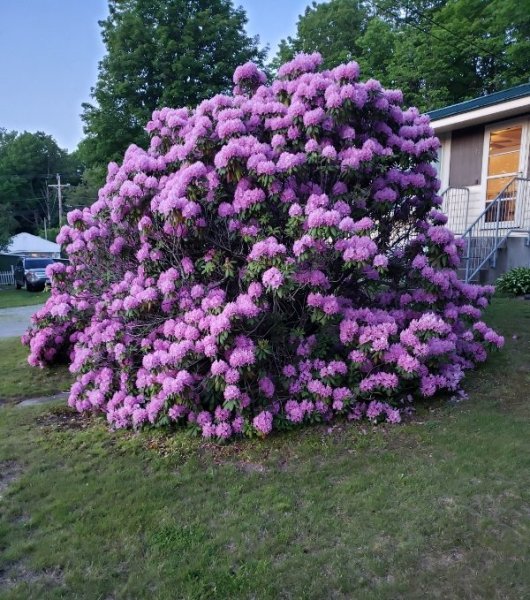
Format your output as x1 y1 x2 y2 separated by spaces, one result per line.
439 134 451 190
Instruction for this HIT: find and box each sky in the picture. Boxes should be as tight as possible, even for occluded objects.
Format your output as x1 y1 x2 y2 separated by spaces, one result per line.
0 0 318 152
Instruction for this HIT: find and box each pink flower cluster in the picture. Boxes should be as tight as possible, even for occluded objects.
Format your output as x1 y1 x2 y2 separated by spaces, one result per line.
23 53 503 440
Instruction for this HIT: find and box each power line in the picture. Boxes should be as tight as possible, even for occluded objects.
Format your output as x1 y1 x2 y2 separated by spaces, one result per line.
372 0 520 79
391 0 519 73
0 172 80 179
48 174 70 227
371 0 450 47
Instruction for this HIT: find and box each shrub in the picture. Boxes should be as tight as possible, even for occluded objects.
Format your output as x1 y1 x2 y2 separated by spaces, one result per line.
496 267 530 296
23 54 503 439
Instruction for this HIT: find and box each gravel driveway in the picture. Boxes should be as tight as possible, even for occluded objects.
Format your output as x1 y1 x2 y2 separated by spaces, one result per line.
0 305 43 339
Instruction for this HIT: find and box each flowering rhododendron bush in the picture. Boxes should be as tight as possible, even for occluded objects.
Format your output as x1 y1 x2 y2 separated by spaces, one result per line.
23 53 504 439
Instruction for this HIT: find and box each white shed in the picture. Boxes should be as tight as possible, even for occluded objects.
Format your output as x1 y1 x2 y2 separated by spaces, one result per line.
6 232 61 258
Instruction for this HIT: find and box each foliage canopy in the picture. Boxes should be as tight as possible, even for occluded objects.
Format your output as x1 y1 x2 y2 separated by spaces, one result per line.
80 0 266 174
274 0 530 112
0 130 79 247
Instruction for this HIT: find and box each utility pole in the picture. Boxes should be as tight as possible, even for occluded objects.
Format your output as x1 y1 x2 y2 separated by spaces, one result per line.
48 174 70 227
44 217 47 240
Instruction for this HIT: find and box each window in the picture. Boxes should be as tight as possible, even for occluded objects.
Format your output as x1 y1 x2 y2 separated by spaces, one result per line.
24 259 54 269
485 125 522 222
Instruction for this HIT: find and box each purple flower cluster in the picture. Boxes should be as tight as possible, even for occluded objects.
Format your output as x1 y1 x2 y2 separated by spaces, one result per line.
23 53 503 441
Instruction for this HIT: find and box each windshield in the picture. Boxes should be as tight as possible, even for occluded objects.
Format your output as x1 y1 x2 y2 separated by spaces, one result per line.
25 259 53 269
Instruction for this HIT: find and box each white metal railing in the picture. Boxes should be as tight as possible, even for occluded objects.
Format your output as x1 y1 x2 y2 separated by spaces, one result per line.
460 176 530 282
0 269 15 285
440 186 470 234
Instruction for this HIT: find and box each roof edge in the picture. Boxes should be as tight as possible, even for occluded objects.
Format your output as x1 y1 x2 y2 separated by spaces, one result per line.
427 83 530 122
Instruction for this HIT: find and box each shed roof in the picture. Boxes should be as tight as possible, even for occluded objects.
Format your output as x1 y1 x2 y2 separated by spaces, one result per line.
6 232 60 255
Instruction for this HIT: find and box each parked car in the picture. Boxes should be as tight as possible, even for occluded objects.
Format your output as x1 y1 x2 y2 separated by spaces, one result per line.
14 257 55 291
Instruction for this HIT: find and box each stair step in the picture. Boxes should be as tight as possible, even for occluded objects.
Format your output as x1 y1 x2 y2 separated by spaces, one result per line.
457 265 489 282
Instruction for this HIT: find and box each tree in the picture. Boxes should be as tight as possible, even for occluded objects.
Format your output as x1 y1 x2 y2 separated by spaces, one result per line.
25 55 503 439
64 148 104 212
81 0 266 179
416 0 530 103
0 130 80 241
272 0 370 71
273 0 530 112
0 204 16 251
62 168 101 212
356 17 395 84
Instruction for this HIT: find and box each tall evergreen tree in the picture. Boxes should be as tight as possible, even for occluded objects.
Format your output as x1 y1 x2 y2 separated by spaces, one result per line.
80 0 265 176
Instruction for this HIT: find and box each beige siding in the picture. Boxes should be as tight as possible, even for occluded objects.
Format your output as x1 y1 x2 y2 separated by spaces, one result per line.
466 186 483 226
438 134 451 190
449 126 485 187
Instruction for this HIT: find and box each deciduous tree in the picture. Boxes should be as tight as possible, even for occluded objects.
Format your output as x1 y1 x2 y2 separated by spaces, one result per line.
274 0 530 112
81 0 265 177
0 130 78 240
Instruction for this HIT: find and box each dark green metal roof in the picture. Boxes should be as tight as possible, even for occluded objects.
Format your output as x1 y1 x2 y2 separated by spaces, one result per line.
427 83 530 121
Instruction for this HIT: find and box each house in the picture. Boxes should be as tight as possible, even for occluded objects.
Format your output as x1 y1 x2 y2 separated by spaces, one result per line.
428 83 530 283
4 232 61 259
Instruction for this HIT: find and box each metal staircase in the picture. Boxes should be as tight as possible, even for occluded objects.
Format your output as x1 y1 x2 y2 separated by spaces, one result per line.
441 177 530 283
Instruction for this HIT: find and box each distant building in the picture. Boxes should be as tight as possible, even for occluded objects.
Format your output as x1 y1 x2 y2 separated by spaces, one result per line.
428 83 530 283
4 232 61 258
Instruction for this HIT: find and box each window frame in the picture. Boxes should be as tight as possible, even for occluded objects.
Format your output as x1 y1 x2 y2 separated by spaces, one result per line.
480 117 529 224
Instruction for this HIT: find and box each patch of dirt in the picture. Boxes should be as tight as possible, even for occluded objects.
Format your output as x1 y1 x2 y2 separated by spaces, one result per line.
370 534 397 553
199 440 272 464
231 460 268 473
0 460 22 500
11 512 31 525
0 562 64 591
35 406 92 431
421 549 465 571
439 496 458 509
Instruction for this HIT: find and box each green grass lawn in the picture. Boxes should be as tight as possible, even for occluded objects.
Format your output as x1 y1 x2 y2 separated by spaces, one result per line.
0 298 529 599
0 338 72 404
0 287 50 309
